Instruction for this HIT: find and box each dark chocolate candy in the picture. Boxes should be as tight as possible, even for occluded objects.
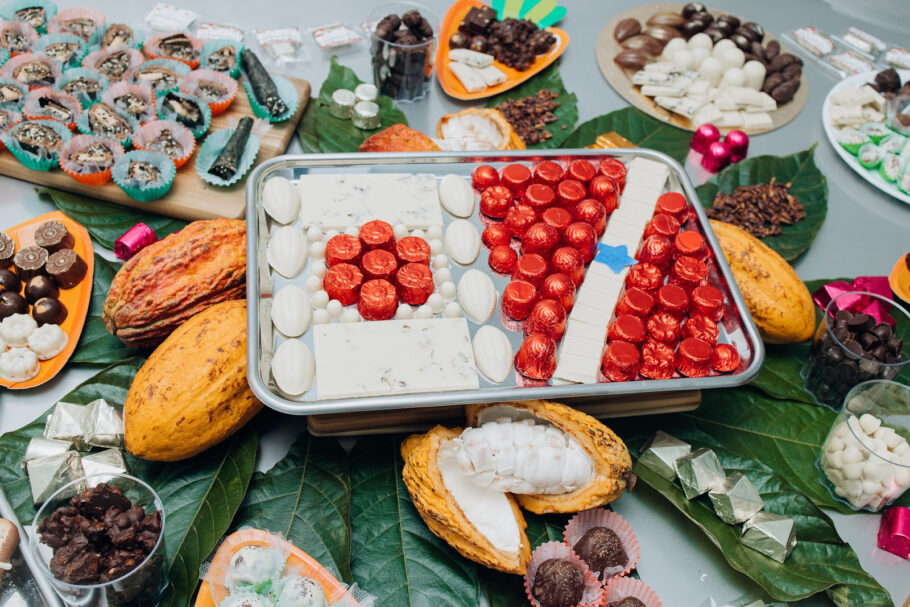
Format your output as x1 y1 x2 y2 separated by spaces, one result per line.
532 558 584 607
32 296 67 326
34 221 74 253
0 291 26 319
609 598 646 607
681 2 706 18
462 5 496 35
241 49 288 118
208 116 253 180
0 233 14 268
24 275 58 304
0 268 19 293
13 245 48 282
573 526 628 576
46 249 86 289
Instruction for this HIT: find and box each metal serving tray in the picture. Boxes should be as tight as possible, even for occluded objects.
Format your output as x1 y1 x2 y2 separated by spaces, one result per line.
246 149 764 416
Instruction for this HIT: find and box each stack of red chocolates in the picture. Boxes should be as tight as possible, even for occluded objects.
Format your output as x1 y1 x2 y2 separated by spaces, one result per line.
322 220 435 321
473 158 627 381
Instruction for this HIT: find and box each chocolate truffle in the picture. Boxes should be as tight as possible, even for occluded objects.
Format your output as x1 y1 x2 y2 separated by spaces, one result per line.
24 275 59 304
609 598 646 607
32 296 67 326
46 249 86 289
573 527 628 575
0 233 14 268
0 291 27 319
34 221 74 253
13 245 48 282
0 269 19 293
532 558 584 607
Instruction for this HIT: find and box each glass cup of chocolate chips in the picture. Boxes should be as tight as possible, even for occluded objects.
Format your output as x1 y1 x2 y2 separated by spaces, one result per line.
367 2 440 101
29 474 167 607
802 291 909 409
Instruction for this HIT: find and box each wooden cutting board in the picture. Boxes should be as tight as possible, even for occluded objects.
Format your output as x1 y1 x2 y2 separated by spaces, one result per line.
0 77 310 222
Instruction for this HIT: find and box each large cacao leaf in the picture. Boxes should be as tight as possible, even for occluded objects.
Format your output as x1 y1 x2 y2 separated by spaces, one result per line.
559 107 690 164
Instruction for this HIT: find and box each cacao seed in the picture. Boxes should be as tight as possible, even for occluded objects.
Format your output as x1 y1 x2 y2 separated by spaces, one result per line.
771 77 799 104
621 34 663 56
768 53 797 72
764 40 780 61
762 72 784 94
646 12 686 28
613 18 641 43
613 48 650 69
782 63 802 81
644 24 682 44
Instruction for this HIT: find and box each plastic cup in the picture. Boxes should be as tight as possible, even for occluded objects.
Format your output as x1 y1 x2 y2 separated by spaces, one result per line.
367 2 439 102
29 473 167 607
802 290 909 408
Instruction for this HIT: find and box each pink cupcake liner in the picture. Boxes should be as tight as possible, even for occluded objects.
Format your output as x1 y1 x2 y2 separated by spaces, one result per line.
179 68 237 115
48 7 105 41
59 134 124 175
0 19 39 56
524 541 605 607
603 577 662 607
132 119 195 168
82 48 143 81
23 87 80 130
564 509 641 581
144 31 202 68
0 108 22 150
0 53 61 89
102 81 156 124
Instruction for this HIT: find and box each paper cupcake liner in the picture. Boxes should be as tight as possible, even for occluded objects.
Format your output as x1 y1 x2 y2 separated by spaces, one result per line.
82 47 142 82
155 89 211 138
101 81 155 124
33 32 88 68
48 7 105 46
200 38 243 78
144 31 202 69
133 119 195 168
180 68 237 116
127 58 190 95
23 86 79 129
0 75 25 106
524 541 605 607
58 133 123 184
563 509 641 582
112 149 175 202
0 0 58 34
2 118 71 170
195 126 259 187
55 66 109 108
0 19 39 56
0 52 61 89
0 47 9 69
603 577 662 607
98 23 144 51
0 106 21 149
242 74 298 123
75 100 137 147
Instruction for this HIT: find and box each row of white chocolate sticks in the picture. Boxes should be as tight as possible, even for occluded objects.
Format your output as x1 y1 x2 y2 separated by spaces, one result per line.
447 49 508 93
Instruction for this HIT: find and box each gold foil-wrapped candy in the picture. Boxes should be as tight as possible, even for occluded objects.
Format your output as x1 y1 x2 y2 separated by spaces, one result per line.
638 431 691 482
741 512 797 563
26 451 84 504
675 448 725 499
82 399 124 448
43 402 88 449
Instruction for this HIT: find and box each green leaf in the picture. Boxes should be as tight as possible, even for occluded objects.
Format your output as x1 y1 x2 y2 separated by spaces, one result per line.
695 146 828 261
41 187 187 250
297 97 321 154
312 57 408 154
232 433 352 583
559 107 691 164
349 436 484 606
486 62 578 149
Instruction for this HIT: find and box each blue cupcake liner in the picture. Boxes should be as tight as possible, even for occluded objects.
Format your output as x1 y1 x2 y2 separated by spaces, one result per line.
0 0 57 33
195 126 259 187
155 90 211 139
200 38 243 79
129 58 190 94
33 32 87 68
55 67 109 108
0 77 26 108
0 48 8 69
242 74 298 123
76 100 137 147
2 118 71 170
112 149 175 201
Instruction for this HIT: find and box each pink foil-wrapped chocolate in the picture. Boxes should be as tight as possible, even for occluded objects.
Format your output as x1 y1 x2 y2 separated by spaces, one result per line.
114 223 157 260
691 123 721 154
812 277 897 327
701 140 732 173
725 129 750 162
878 506 910 559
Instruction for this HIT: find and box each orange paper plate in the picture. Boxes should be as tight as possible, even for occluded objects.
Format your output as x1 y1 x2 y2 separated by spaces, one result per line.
435 0 569 101
1 211 94 390
890 253 910 306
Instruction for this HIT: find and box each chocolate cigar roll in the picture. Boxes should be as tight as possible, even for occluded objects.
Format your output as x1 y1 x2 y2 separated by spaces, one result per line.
46 249 87 289
33 221 74 253
13 246 48 282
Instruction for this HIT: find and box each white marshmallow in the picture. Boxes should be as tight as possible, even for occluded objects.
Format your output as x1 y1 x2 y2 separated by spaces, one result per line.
843 446 864 463
842 462 863 480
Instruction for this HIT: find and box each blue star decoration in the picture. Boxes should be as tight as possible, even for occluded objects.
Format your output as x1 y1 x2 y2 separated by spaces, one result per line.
593 243 637 273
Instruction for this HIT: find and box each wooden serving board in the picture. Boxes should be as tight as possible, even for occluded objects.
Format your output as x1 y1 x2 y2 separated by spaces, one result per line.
308 390 701 436
0 77 310 222
595 2 807 135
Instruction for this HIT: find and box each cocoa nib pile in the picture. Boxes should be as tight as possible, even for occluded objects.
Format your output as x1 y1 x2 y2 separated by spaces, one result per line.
38 483 162 585
495 89 561 145
706 178 805 238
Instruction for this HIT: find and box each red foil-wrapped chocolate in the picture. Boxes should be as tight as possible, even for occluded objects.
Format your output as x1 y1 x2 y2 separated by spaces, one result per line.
677 337 713 377
395 236 431 266
702 140 732 173
690 123 721 154
562 222 597 263
626 262 664 292
644 213 681 240
359 219 395 252
657 283 689 318
523 183 556 211
539 272 576 312
114 223 157 261
674 230 707 260
482 223 512 249
501 163 532 194
725 129 750 163
522 222 559 257
361 249 398 282
502 280 537 320
551 247 585 287
608 314 647 345
599 157 627 191
323 263 363 305
325 234 363 267
640 340 676 379
711 343 741 373
691 285 725 321
472 164 500 190
647 311 681 344
879 506 910 559
616 287 656 318
574 199 607 236
670 256 709 291
567 159 596 184
488 245 518 274
542 207 573 233
683 315 719 344
556 179 586 212
504 204 538 237
513 253 548 285
601 341 640 382
588 175 619 213
524 299 567 341
638 235 673 269
480 185 513 219
515 333 557 380
534 160 564 187
656 192 687 219
358 278 398 321
396 262 434 305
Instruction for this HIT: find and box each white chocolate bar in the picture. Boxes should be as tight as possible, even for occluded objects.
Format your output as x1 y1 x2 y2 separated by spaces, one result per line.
719 110 744 127
693 103 723 127
448 61 486 92
644 61 676 73
475 64 507 86
448 48 494 67
742 111 773 130
633 70 673 86
641 83 686 97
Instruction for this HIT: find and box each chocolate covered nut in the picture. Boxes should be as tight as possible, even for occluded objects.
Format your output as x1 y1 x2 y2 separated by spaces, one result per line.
762 72 784 94
622 34 663 56
0 268 20 293
449 32 469 49
768 53 798 72
24 275 58 303
614 49 650 69
0 291 26 319
573 527 628 575
741 22 765 42
402 10 433 39
644 24 681 44
771 77 799 103
647 12 686 28
375 14 401 42
716 14 740 30
532 558 584 607
702 27 725 44
764 39 780 61
32 296 67 326
782 63 802 81
614 18 641 43
731 33 751 52
681 20 706 38
681 2 707 18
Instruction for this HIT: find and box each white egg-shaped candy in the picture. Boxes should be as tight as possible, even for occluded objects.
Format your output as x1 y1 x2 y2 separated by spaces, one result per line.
393 224 408 240
305 276 322 293
309 241 326 260
427 293 444 314
396 303 413 320
271 339 315 396
690 47 709 70
742 60 766 90
444 302 462 318
720 67 745 88
306 226 323 242
433 254 450 269
267 226 307 278
327 300 343 318
438 173 475 217
429 239 444 255
434 267 452 284
344 226 358 236
262 176 299 224
472 325 513 384
445 219 481 265
427 225 444 240
311 290 329 309
411 229 426 239
440 281 456 301
672 49 694 71
712 38 736 58
271 285 312 337
310 264 326 279
720 47 745 71
342 308 361 323
414 304 433 319
661 37 687 61
688 33 712 51
698 57 724 86
313 309 330 325
457 269 496 323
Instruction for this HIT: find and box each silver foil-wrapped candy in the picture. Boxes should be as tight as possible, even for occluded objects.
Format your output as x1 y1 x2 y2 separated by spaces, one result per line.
709 472 765 524
675 447 725 499
22 437 72 470
43 402 88 449
741 512 797 563
81 448 129 478
26 451 84 504
638 431 691 481
81 399 124 448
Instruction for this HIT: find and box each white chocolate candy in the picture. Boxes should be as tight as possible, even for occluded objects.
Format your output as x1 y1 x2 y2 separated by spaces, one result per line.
271 285 312 338
720 47 745 70
344 226 358 236
860 413 882 434
310 264 326 279
434 254 450 269
414 304 434 319
268 226 308 278
444 219 481 265
699 57 724 87
326 300 343 318
262 176 299 224
312 309 330 325
712 39 736 59
438 173 475 218
742 60 766 90
444 301 462 318
661 38 687 61
429 239 444 255
672 49 694 71
427 293 444 314
27 324 67 360
411 229 426 239
449 61 485 92
0 314 36 347
449 48 494 67
427 224 444 240
325 229 340 241
271 339 314 396
457 269 496 323
305 276 322 293
393 224 408 240
434 267 452 284
311 290 329 309
690 47 710 70
306 226 323 242
341 308 361 323
309 241 326 260
396 303 413 320
720 67 745 88
440 281 457 301
688 33 712 51
471 325 512 384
